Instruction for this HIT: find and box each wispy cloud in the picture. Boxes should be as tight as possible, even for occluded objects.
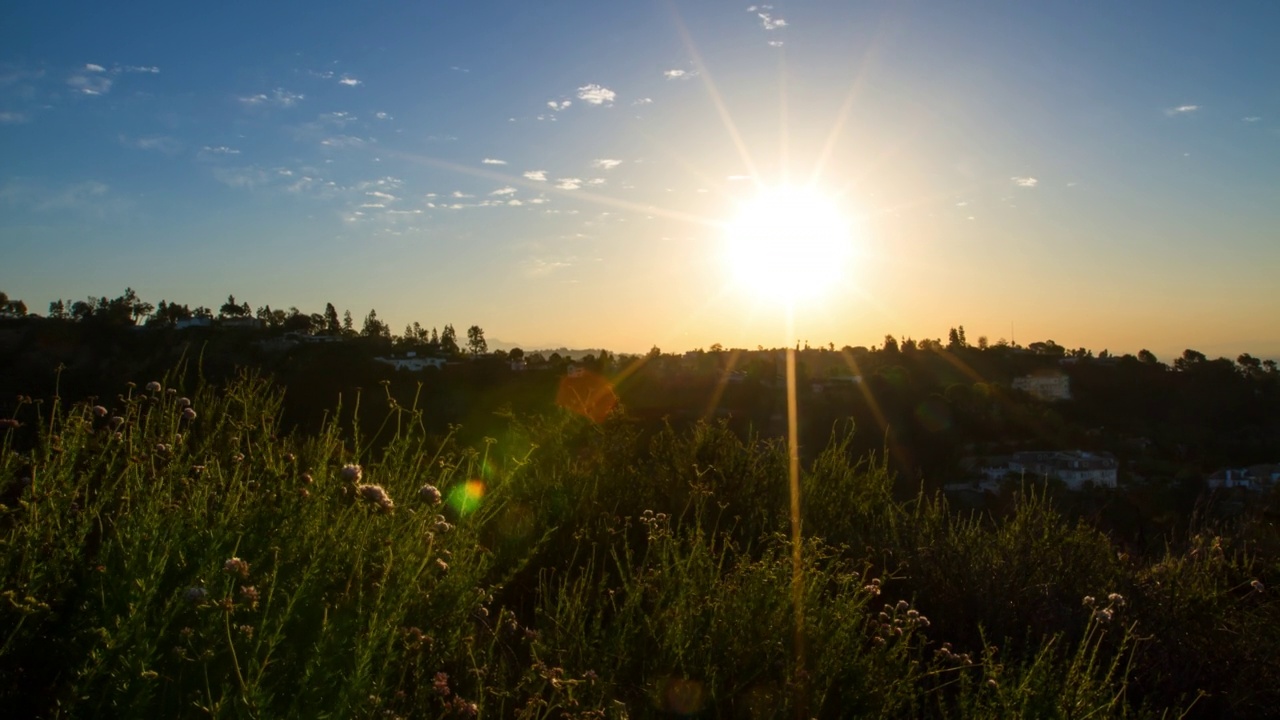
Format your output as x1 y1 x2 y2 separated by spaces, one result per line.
0 111 28 124
120 135 183 154
524 257 574 278
576 84 616 106
123 65 160 74
555 178 583 190
338 75 362 87
1243 116 1261 123
319 135 367 148
490 186 517 196
633 97 653 105
1164 104 1200 116
239 88 304 108
663 69 690 80
592 158 622 170
523 170 548 182
547 100 571 111
374 111 392 120
1012 176 1038 188
748 5 788 31
768 40 784 47
67 64 112 95
482 158 507 165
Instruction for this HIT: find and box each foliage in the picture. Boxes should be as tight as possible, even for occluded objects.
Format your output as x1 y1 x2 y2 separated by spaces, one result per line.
0 373 1277 717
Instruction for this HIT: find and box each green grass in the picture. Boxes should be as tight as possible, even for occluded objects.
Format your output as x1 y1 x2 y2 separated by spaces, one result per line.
1 372 1276 718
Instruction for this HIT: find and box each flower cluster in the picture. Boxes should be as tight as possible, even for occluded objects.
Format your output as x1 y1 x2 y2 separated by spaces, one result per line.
357 483 395 513
1083 592 1125 623
341 464 363 483
223 557 250 579
419 484 442 505
871 599 931 646
639 509 671 540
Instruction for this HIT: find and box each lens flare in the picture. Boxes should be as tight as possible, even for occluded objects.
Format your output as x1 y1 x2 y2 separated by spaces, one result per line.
448 480 486 515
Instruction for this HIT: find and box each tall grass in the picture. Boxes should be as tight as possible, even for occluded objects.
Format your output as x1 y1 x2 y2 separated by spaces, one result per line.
2 372 1275 717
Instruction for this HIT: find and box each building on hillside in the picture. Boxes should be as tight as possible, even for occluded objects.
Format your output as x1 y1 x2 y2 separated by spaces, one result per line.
375 352 447 372
220 317 262 329
971 451 1118 489
1012 372 1071 401
1207 465 1280 491
175 317 212 330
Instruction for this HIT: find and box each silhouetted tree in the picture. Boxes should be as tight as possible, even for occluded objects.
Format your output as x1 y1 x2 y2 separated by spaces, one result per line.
441 324 459 355
324 303 341 334
882 335 899 353
466 325 487 356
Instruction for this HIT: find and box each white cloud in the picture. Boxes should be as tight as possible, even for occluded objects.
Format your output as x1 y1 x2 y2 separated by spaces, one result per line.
482 158 507 165
338 75 361 87
1164 104 1199 116
547 100 571 111
121 135 182 154
507 199 523 206
199 145 240 157
1243 116 1261 123
1012 176 1038 188
758 12 787 30
68 69 112 95
451 191 473 198
593 158 622 170
663 69 688 79
124 65 160 74
523 170 548 182
84 63 106 73
0 111 28 124
374 111 392 120
768 40 784 47
319 135 366 148
555 178 583 190
366 190 397 201
576 84 616 105
239 88 304 108
633 97 653 105
587 178 606 186
490 186 517 196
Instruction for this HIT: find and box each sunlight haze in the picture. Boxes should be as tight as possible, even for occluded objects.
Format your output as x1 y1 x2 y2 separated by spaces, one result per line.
2 1 1277 359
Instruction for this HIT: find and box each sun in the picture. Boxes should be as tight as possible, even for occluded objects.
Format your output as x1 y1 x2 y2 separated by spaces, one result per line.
722 184 855 304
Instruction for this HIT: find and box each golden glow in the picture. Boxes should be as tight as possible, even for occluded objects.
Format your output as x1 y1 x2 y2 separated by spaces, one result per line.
722 185 855 303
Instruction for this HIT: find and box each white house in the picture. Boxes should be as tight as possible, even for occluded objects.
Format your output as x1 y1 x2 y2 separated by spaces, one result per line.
1012 373 1071 401
375 351 447 371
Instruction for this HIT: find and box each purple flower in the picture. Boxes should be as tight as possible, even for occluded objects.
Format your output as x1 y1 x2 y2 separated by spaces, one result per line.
419 484 442 505
341 464 363 483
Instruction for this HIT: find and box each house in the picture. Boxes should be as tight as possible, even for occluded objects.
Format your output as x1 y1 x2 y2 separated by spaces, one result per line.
1207 465 1280 491
1012 372 1071 401
971 451 1118 489
375 351 447 372
175 317 212 330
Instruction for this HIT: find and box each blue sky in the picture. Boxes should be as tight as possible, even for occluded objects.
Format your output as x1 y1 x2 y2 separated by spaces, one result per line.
2 1 1278 358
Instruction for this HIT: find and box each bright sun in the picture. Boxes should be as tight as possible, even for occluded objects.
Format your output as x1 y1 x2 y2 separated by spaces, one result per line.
722 184 854 304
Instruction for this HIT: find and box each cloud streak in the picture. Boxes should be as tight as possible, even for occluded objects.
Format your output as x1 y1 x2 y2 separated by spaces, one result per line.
576 84 616 105
1165 104 1200 116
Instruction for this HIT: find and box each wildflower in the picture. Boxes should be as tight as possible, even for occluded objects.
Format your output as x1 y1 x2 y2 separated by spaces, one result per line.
987 678 999 690
357 483 395 512
433 671 451 697
182 407 197 421
299 488 310 499
155 443 171 454
239 585 260 609
1251 579 1265 593
0 419 19 430
1082 595 1096 607
183 587 209 604
177 397 191 409
436 558 450 572
1093 608 1113 623
231 453 244 464
1107 592 1126 607
93 405 108 417
110 416 125 428
237 624 255 639
896 599 910 613
223 557 250 578
341 464 363 483
301 472 314 484
284 453 296 463
166 387 177 395
433 515 454 533
419 484 442 505
146 381 162 393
